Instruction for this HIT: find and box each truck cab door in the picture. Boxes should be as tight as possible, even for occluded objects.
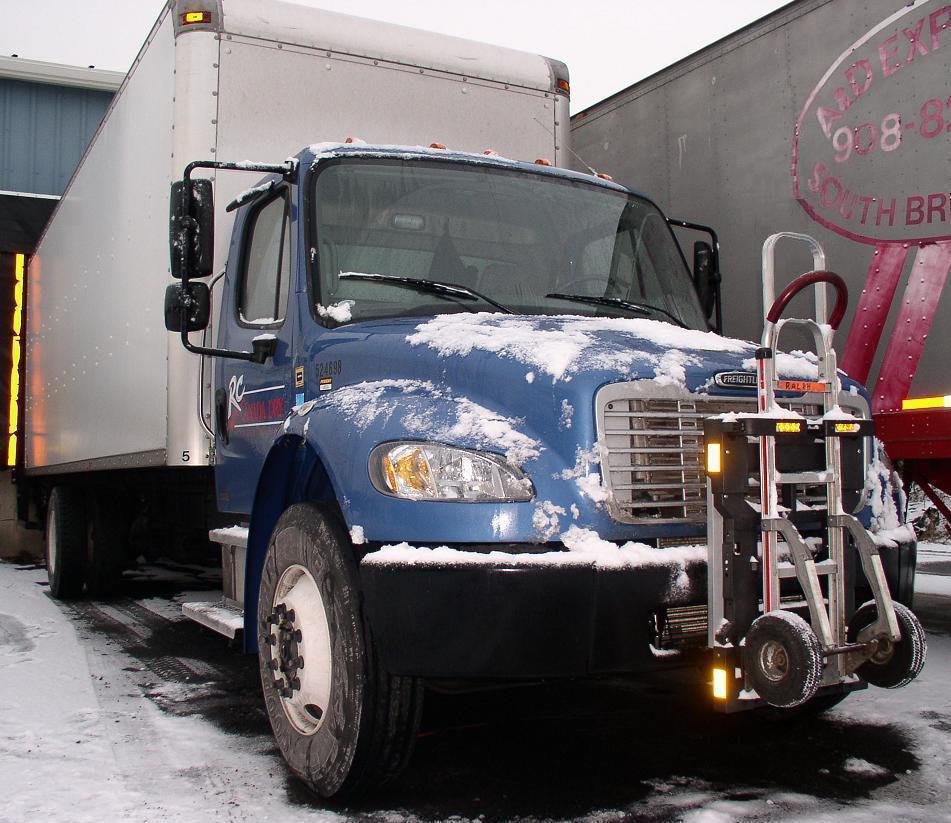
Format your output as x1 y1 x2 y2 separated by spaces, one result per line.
214 188 295 513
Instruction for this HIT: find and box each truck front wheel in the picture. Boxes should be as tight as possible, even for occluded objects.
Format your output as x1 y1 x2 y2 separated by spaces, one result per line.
257 502 422 798
46 486 87 600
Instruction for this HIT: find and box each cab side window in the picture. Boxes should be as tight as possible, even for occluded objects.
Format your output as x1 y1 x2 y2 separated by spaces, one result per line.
239 194 290 324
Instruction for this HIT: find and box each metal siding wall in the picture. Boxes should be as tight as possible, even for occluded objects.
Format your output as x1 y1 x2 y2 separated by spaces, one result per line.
0 78 112 196
572 0 951 397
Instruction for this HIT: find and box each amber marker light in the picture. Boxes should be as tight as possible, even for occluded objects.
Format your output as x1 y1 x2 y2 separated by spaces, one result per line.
706 442 721 474
182 10 211 24
834 422 861 434
712 667 728 700
775 421 802 434
556 78 570 95
7 254 24 467
902 395 951 411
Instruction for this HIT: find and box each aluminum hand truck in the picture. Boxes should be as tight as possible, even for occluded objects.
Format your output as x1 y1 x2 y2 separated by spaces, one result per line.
703 233 926 711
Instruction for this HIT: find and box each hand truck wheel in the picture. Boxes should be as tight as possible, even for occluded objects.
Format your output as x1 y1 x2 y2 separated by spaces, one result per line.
744 611 823 708
847 601 927 689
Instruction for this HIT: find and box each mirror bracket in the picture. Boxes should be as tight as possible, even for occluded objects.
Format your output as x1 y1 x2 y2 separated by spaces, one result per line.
171 158 296 362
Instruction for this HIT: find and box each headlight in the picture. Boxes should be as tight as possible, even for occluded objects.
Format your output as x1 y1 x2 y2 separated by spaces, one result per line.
369 442 534 502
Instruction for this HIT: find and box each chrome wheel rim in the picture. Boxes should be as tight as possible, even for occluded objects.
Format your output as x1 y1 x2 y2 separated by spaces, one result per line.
47 503 57 576
266 564 333 736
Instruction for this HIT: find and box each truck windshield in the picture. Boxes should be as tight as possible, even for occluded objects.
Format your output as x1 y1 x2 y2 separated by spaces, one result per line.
311 159 708 329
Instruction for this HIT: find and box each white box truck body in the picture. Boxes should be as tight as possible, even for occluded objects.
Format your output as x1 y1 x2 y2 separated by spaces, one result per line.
25 0 569 475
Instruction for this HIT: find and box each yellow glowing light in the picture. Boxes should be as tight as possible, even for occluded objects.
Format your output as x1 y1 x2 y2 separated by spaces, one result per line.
712 667 728 700
834 422 861 433
182 10 210 24
775 421 802 434
7 254 24 467
902 395 951 411
706 442 721 474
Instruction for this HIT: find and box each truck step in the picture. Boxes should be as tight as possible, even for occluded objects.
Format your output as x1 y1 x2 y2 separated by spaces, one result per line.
182 599 244 640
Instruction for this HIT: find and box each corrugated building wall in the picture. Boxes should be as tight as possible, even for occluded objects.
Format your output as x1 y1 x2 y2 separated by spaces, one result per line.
0 77 113 197
0 57 122 254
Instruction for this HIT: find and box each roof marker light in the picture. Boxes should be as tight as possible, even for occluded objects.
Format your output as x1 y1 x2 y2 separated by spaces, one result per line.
556 78 570 95
596 172 613 181
182 10 211 24
429 142 446 150
534 158 552 166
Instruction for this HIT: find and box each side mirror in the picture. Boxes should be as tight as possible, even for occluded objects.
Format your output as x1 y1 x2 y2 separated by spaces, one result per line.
164 281 210 332
693 240 717 318
169 179 214 279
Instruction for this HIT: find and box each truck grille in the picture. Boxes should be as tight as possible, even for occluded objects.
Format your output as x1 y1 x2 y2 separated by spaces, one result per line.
597 391 825 526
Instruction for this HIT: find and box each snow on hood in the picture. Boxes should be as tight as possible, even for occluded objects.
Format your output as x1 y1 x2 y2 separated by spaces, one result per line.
406 313 754 384
320 378 542 465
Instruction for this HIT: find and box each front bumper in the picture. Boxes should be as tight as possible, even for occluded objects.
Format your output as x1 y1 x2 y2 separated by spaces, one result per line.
359 549 706 679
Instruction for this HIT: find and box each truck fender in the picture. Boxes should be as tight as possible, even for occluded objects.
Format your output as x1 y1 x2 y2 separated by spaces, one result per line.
242 434 338 652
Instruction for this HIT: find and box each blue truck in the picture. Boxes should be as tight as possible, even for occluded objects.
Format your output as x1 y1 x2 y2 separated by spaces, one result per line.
26 0 924 802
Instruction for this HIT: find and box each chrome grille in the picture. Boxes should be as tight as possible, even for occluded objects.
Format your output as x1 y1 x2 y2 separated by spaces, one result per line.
597 392 823 526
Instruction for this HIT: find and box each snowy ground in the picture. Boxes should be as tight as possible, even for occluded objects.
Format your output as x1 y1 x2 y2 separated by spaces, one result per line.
2 548 951 822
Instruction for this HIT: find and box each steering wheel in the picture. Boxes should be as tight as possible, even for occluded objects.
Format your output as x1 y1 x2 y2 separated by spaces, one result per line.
766 270 848 329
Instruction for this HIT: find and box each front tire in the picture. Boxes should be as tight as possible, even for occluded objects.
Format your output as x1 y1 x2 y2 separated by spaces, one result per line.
257 502 422 798
45 486 87 600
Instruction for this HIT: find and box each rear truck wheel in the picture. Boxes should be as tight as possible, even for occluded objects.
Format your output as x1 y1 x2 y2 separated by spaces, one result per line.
257 502 423 798
743 611 823 708
85 489 128 597
848 601 927 689
45 486 87 600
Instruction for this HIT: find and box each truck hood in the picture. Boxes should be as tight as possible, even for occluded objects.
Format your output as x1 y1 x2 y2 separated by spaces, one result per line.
310 312 856 462
297 312 866 543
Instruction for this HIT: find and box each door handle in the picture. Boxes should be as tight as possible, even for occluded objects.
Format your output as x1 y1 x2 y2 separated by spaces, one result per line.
215 388 230 445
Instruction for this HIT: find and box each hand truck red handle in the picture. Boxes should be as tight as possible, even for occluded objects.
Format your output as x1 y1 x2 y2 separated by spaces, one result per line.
766 270 848 329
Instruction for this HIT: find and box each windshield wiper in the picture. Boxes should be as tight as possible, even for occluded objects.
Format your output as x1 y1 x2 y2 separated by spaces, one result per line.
340 273 514 314
545 293 687 329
